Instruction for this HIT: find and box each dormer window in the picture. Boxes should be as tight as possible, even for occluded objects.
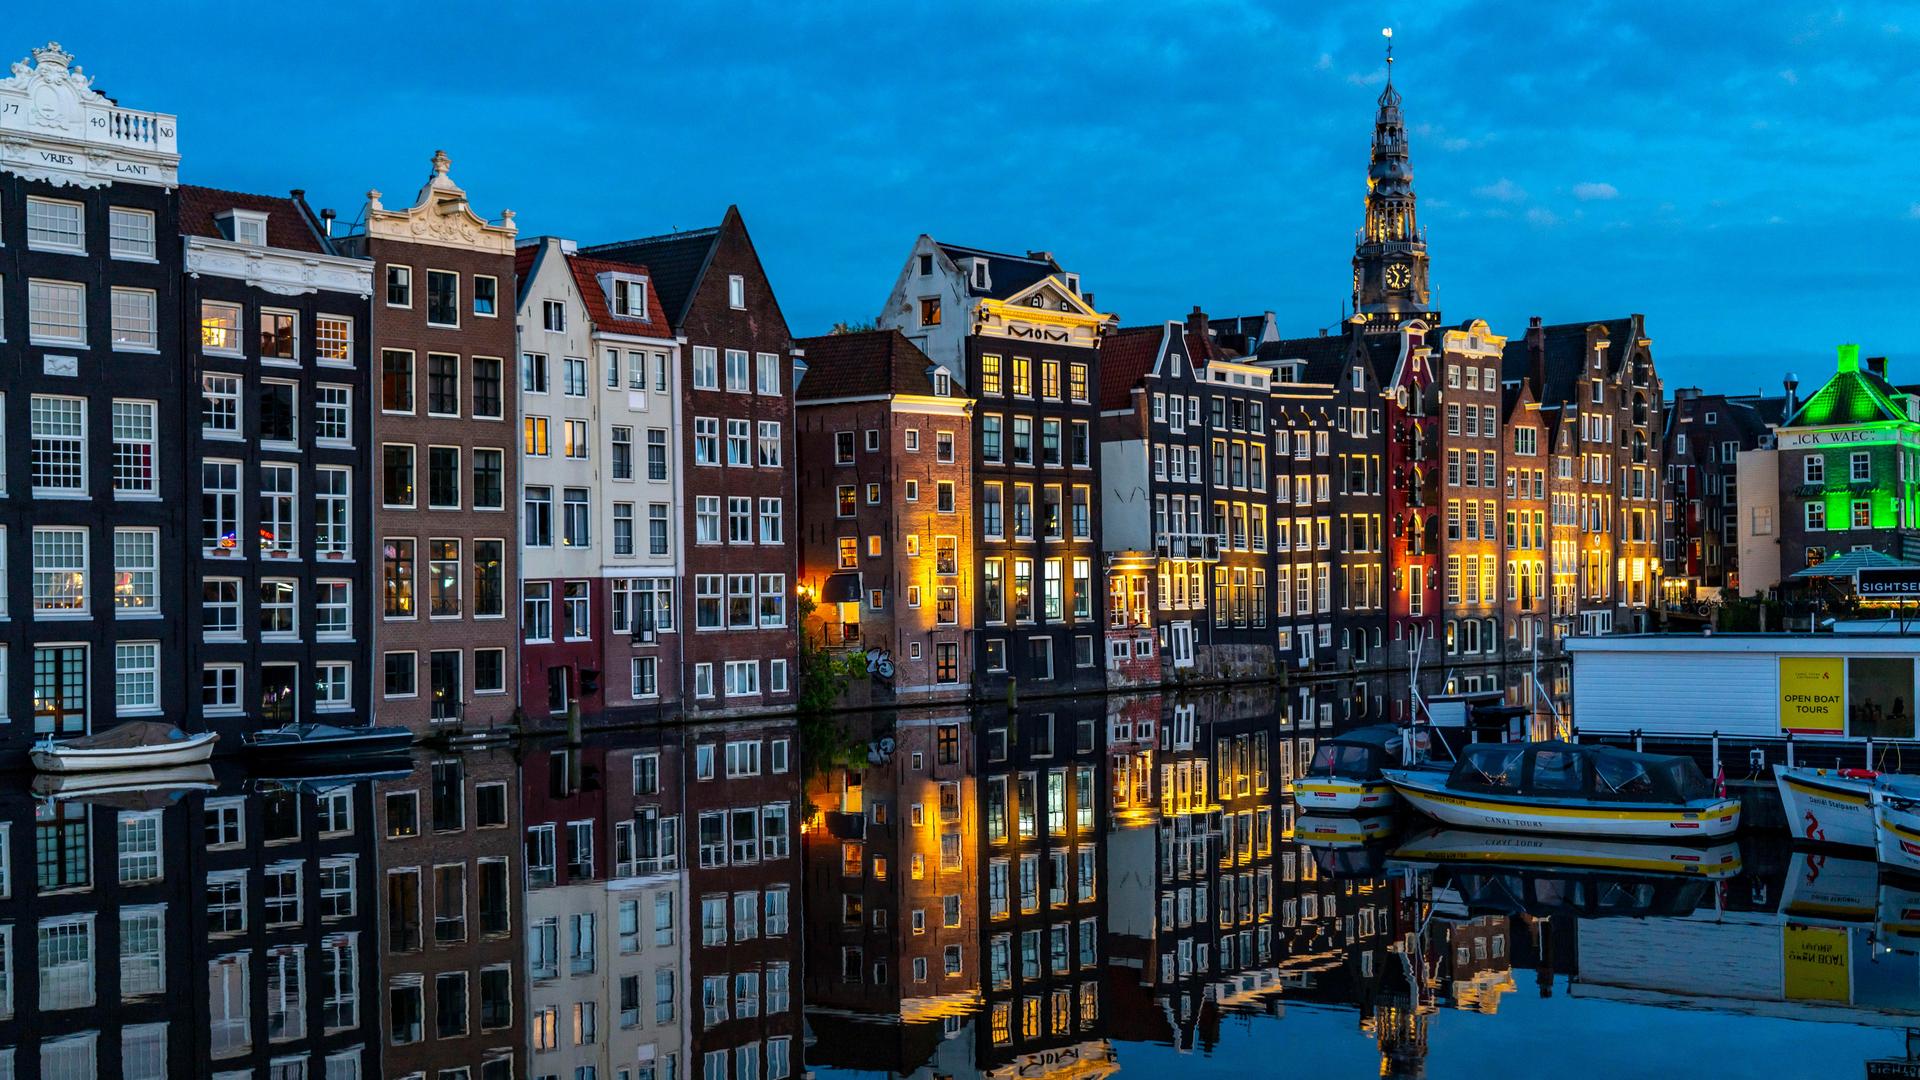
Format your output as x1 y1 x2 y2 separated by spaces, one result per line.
1064 274 1080 295
971 260 989 290
933 370 952 397
611 277 649 319
224 210 269 247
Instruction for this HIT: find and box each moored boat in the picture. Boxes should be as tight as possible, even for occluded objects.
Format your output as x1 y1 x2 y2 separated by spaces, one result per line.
1774 765 1877 848
1872 776 1920 877
31 764 217 807
1381 741 1741 840
1294 725 1405 812
242 722 415 756
30 721 219 773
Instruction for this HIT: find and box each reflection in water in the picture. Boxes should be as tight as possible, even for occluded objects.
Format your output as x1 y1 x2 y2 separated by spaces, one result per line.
3 672 1917 1078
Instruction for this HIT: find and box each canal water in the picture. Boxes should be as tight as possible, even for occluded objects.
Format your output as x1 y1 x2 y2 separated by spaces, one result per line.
1 668 1908 1079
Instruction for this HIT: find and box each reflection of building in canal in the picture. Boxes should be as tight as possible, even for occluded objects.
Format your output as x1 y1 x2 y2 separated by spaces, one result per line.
1437 916 1516 1013
0 775 386 1076
377 748 523 1080
1104 691 1282 1050
801 709 982 1075
521 735 694 1080
683 718 804 1080
976 702 1108 1072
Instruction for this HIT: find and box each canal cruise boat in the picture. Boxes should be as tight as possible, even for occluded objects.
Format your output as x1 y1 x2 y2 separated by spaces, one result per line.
1774 765 1877 848
1382 741 1742 840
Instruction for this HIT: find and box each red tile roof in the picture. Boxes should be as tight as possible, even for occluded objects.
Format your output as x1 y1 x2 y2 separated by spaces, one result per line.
178 185 327 253
1098 325 1163 411
565 253 672 335
794 330 941 401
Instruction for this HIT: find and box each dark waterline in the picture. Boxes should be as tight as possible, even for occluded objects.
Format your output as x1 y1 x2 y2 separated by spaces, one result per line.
2 671 1913 1080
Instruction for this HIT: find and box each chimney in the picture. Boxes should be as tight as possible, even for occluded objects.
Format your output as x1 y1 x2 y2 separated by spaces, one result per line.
1083 291 1095 309
1319 328 1328 338
1529 316 1542 329
1026 250 1053 263
320 208 336 237
1185 305 1211 357
1526 317 1548 398
1783 372 1800 419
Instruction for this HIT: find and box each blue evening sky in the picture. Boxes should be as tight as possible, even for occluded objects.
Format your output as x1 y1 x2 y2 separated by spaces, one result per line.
15 3 1917 392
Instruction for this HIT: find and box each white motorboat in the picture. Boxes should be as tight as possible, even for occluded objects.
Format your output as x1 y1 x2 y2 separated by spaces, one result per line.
30 721 220 773
1774 765 1877 848
1872 775 1920 877
1382 741 1741 840
1293 726 1404 812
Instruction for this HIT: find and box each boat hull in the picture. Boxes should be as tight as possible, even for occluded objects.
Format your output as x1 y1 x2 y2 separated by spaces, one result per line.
1293 778 1397 812
30 731 219 773
1775 767 1875 848
1874 790 1920 877
1382 769 1741 840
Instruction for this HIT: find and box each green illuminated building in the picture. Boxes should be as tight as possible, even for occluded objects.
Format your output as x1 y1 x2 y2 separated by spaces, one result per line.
1776 344 1920 569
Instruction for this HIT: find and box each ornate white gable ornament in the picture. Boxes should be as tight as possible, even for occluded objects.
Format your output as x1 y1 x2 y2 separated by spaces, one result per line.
363 149 517 254
0 41 178 188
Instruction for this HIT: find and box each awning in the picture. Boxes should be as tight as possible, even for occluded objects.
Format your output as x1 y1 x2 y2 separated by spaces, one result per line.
821 572 863 604
1791 549 1917 580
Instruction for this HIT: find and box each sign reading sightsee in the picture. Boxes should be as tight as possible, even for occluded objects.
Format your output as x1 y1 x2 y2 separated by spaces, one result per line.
1858 566 1920 599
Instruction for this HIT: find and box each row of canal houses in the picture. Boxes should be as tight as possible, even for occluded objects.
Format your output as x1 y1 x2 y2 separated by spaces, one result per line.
0 40 1666 749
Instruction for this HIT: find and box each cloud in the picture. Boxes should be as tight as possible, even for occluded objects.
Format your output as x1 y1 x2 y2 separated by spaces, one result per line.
1526 207 1560 226
1474 177 1528 203
1779 68 1799 85
1315 52 1332 70
1909 203 1920 219
1346 69 1386 87
1573 181 1619 201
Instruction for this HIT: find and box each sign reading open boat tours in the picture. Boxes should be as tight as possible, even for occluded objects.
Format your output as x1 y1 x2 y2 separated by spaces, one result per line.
1782 924 1851 1002
1778 656 1846 736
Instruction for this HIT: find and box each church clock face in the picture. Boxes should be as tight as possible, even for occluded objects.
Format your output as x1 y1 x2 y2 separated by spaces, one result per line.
1384 263 1410 290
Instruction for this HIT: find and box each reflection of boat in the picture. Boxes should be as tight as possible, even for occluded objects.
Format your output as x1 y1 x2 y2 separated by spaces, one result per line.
1774 766 1876 848
1390 828 1743 879
31 721 219 773
243 722 415 756
1781 850 1878 924
1294 726 1404 811
1389 829 1730 919
1383 741 1740 840
1296 813 1396 878
1294 813 1396 845
30 764 217 807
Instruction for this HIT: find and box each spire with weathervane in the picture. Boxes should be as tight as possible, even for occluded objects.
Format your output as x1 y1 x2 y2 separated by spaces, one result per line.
1353 27 1430 323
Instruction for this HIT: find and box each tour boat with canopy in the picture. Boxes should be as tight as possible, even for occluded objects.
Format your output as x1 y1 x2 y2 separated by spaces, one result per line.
1381 741 1741 840
1871 774 1920 877
1294 725 1406 812
1774 765 1877 848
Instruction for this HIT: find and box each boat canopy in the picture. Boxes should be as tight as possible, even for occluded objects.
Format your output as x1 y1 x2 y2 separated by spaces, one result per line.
1445 741 1716 804
1444 869 1712 919
56 721 193 750
1309 725 1405 780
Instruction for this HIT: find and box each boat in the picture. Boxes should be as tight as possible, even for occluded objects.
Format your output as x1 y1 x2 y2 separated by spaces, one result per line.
1293 725 1406 812
242 722 415 756
30 721 219 773
1774 765 1877 848
1381 740 1741 840
1871 775 1920 877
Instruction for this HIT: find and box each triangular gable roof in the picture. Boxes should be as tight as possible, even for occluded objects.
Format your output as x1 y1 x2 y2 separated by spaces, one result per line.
793 329 943 401
996 274 1104 320
1503 317 1638 408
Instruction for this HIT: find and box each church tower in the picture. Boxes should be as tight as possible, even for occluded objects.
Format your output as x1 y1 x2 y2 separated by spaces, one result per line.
1353 31 1431 323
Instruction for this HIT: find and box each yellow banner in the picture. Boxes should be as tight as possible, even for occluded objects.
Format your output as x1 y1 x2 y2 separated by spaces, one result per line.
1782 924 1850 1002
1780 656 1846 735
